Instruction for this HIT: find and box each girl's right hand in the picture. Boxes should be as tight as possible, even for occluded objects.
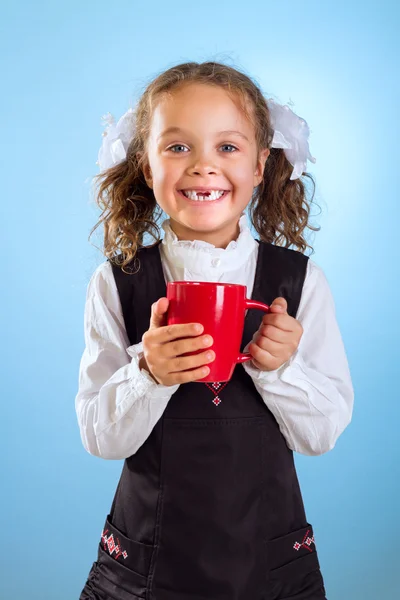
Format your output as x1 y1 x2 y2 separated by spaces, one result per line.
140 297 215 386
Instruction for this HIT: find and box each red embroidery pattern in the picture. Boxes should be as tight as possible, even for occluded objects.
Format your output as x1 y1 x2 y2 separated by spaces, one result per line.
293 529 315 553
204 381 229 406
101 528 129 560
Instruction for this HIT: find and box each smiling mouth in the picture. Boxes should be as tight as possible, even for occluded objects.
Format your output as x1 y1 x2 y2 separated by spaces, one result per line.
178 189 230 202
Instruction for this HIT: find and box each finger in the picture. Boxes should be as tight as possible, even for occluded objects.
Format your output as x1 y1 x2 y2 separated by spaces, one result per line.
261 312 295 332
149 298 169 330
165 364 211 385
248 342 280 370
170 348 215 373
156 322 205 345
270 297 288 313
258 324 293 344
162 333 213 359
252 334 284 358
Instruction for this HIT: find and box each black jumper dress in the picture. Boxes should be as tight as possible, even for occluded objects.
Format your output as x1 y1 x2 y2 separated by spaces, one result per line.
79 239 328 600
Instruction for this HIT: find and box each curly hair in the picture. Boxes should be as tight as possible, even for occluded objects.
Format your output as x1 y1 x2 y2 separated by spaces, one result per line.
89 61 320 273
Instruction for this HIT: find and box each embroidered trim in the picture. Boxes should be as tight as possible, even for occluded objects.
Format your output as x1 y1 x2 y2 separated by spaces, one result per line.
204 381 229 406
293 529 315 553
101 528 129 560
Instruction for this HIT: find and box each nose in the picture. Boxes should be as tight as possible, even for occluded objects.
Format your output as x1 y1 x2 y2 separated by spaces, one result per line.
187 150 219 176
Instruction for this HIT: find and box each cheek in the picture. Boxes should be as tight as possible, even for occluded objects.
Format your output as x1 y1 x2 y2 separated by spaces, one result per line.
154 160 180 188
229 161 256 186
149 164 169 192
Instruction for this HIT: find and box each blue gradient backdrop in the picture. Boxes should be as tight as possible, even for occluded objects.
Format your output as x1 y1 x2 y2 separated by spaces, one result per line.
2 1 398 598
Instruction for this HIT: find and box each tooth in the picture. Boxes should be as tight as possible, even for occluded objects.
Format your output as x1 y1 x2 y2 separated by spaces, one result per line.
183 190 225 201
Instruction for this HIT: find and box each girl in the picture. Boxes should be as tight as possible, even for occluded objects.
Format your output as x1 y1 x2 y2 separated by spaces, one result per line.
76 61 353 600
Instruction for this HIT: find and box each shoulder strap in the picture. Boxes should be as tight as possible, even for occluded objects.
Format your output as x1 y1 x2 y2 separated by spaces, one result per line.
109 241 165 346
241 240 309 350
255 241 309 318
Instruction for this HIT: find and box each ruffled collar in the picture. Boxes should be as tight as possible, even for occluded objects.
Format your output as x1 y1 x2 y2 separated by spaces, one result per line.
160 212 257 273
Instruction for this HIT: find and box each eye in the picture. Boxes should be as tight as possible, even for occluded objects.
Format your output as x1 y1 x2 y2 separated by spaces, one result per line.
167 143 238 153
220 144 238 152
167 144 189 153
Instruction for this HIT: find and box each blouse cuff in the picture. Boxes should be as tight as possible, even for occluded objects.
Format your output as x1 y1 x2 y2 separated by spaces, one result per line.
126 342 180 397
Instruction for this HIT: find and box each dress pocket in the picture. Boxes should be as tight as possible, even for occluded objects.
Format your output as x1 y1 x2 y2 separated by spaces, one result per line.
266 523 327 600
90 514 155 600
99 514 154 576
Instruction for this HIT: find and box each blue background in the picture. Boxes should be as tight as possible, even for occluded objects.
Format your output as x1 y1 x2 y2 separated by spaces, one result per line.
2 1 399 598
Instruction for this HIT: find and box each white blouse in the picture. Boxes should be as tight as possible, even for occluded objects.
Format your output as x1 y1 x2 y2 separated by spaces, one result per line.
75 213 354 460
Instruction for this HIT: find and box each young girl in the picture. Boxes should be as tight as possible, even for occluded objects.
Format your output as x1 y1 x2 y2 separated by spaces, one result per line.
76 61 353 600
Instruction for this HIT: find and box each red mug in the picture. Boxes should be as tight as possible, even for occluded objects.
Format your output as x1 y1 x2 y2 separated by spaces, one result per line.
166 281 270 382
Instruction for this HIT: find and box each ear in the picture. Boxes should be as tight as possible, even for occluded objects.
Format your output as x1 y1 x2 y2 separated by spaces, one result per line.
136 152 153 189
253 148 270 188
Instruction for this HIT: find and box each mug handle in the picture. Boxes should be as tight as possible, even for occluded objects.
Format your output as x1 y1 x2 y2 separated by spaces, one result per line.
236 299 270 364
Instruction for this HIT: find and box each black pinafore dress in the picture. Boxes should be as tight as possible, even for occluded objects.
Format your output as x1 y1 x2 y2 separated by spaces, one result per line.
79 240 327 600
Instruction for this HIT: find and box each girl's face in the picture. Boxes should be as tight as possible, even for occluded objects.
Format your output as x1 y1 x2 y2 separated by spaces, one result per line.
141 83 270 248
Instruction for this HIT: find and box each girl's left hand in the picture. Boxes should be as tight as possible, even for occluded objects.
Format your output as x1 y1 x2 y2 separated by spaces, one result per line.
248 297 303 372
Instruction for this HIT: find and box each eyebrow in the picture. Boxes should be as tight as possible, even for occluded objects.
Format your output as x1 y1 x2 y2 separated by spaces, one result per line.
157 127 249 142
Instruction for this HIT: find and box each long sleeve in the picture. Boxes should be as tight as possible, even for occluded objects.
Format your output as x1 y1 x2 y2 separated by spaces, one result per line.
242 259 354 456
74 262 179 460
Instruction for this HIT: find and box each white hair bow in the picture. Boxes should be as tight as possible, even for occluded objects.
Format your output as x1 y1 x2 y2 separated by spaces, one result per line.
96 108 137 173
266 99 316 180
96 100 315 180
